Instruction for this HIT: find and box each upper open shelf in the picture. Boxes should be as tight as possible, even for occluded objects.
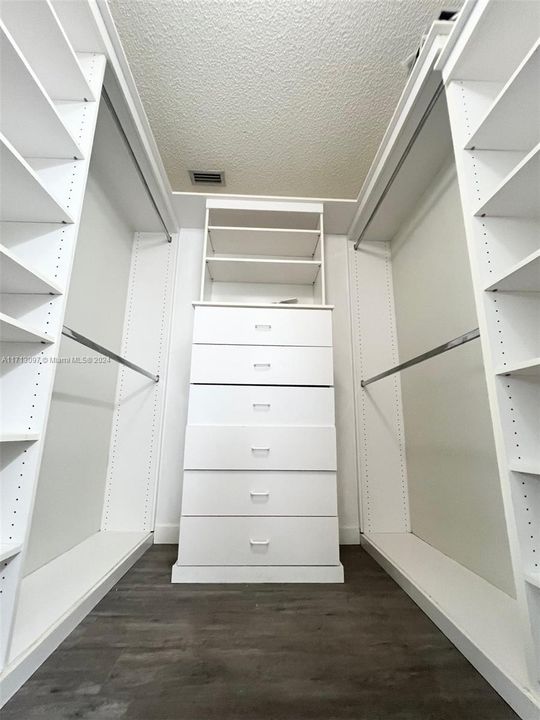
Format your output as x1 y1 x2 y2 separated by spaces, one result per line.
0 133 74 223
466 41 540 151
0 312 54 344
0 244 63 295
474 144 540 218
206 257 321 285
496 357 540 378
510 460 540 476
207 226 320 259
0 543 23 563
485 249 540 293
0 0 94 101
0 24 84 160
0 433 40 444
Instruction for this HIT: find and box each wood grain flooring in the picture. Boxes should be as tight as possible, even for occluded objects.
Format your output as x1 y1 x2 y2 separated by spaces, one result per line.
3 544 519 719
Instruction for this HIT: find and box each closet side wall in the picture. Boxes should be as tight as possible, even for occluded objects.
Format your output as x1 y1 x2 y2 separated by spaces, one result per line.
391 161 514 596
24 166 134 575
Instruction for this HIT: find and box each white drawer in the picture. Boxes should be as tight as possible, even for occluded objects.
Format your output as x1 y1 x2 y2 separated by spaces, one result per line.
181 471 337 516
184 426 336 471
193 306 332 346
187 385 335 425
190 344 333 386
178 516 340 566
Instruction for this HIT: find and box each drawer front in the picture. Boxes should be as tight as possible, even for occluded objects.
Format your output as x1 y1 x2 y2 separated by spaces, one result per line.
178 516 340 566
182 471 337 516
184 426 336 471
187 385 335 426
193 306 332 346
190 344 333 386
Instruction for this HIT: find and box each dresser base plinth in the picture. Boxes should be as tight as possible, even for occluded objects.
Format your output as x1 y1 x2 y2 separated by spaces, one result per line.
171 563 344 584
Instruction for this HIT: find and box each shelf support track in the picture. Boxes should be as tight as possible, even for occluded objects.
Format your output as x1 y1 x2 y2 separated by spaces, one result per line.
101 87 173 243
360 328 480 388
354 82 444 250
62 326 159 383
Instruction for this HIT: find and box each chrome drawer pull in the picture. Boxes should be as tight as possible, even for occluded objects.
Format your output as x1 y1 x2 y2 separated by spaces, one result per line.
249 539 270 546
252 402 271 409
254 324 272 330
251 446 270 453
249 490 270 497
253 363 271 369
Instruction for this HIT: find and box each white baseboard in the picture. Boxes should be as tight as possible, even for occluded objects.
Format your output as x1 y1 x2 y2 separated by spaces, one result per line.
153 523 179 544
156 523 360 546
339 526 361 544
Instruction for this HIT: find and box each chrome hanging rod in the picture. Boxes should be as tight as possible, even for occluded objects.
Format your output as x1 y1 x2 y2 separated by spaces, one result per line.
354 82 444 250
62 326 159 383
360 328 480 388
101 87 173 243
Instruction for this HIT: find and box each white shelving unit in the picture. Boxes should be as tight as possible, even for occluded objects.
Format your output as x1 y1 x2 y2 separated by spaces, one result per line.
201 200 325 305
443 0 540 710
0 313 55 344
0 245 62 295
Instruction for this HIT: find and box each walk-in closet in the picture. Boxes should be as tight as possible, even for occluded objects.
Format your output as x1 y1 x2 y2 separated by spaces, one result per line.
0 1 539 719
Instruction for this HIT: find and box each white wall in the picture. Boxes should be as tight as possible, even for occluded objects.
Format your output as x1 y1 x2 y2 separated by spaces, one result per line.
391 161 515 596
25 166 134 574
154 231 360 544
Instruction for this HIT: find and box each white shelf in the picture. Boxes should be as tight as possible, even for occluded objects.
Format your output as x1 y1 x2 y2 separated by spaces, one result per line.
0 133 74 223
525 573 540 590
0 312 54 344
207 226 320 258
0 543 23 563
475 143 540 218
0 244 62 294
496 357 540 377
0 24 84 159
0 0 94 101
206 257 322 285
510 461 540 476
0 433 40 443
9 531 150 663
485 249 540 292
466 41 540 151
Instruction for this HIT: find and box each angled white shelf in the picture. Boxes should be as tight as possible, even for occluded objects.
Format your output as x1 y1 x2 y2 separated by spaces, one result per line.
496 357 540 377
206 257 322 285
525 573 540 591
0 312 54 344
0 245 63 295
0 133 74 224
207 226 320 258
0 0 94 101
510 460 540 476
485 249 540 292
474 143 540 218
0 433 40 444
466 41 540 151
0 544 23 564
0 24 84 159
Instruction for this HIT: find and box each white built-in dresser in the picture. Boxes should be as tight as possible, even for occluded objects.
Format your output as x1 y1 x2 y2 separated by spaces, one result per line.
172 199 343 582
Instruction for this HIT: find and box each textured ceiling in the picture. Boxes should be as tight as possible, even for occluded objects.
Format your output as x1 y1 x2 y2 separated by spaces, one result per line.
109 0 460 198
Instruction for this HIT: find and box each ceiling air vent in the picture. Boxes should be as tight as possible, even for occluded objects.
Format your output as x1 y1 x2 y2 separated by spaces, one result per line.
189 170 226 186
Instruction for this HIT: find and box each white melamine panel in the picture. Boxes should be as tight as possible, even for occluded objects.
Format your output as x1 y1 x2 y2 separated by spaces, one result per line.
184 426 336 471
0 24 83 159
193 305 332 346
206 257 321 285
181 471 337 516
474 143 540 218
485 249 540 292
207 226 320 258
0 245 62 295
190 344 333 386
0 0 93 101
466 40 540 151
178 516 340 566
0 313 54 344
187 385 334 426
0 134 73 223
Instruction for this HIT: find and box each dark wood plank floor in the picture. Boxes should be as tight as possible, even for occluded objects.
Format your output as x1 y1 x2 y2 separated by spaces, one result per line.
4 545 518 720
